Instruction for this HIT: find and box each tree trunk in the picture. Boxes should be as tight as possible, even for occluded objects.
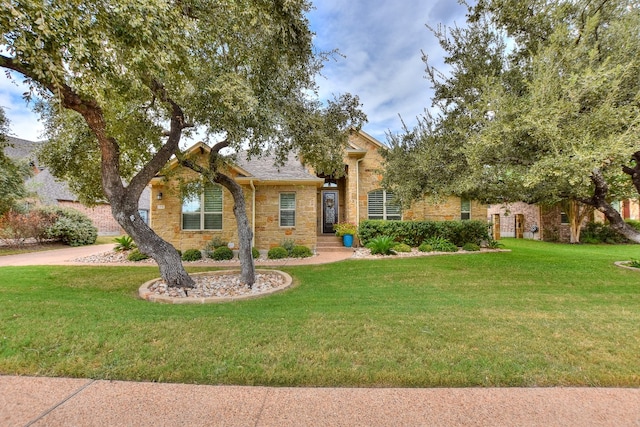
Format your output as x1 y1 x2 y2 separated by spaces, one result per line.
582 170 640 244
213 173 256 287
110 192 195 288
562 200 593 244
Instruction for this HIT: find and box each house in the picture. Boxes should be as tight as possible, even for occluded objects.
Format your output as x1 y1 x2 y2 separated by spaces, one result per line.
488 199 640 242
4 136 150 235
149 130 488 252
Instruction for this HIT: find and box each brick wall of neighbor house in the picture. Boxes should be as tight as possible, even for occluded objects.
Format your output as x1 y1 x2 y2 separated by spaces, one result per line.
487 202 542 239
58 200 123 235
539 204 572 242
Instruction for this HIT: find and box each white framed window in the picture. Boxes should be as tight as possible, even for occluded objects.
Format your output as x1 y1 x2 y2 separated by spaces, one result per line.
280 193 296 227
368 189 401 220
461 199 471 220
560 211 569 225
182 184 223 230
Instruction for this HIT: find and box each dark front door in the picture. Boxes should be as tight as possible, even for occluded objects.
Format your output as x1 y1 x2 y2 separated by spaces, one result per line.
322 191 339 234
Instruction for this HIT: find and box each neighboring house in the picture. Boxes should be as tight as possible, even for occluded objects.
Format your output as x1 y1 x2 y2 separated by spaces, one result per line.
488 199 640 242
150 130 488 252
4 136 150 235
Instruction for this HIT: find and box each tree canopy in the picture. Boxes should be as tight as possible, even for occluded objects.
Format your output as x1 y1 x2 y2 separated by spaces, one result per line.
1 1 365 286
383 0 640 242
0 108 30 216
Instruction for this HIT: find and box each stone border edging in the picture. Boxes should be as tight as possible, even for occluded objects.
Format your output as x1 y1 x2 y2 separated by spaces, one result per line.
614 261 640 272
138 269 293 304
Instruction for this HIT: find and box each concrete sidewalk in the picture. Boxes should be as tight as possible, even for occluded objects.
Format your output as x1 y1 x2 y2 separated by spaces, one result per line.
2 375 639 426
1 246 639 426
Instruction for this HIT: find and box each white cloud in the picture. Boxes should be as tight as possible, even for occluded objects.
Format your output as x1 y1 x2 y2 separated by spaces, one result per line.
0 73 45 141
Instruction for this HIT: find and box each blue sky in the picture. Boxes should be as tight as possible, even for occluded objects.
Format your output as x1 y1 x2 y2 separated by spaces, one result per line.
0 0 469 144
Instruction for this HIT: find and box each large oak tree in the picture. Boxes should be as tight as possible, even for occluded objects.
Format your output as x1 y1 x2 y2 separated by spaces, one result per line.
1 1 364 287
384 0 640 243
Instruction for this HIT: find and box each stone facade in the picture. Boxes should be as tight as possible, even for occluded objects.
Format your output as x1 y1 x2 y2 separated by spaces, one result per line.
150 130 489 252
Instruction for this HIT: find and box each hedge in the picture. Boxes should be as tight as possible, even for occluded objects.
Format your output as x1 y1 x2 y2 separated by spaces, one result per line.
358 219 489 247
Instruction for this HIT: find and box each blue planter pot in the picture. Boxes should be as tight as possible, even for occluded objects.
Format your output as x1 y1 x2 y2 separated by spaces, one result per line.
342 234 354 248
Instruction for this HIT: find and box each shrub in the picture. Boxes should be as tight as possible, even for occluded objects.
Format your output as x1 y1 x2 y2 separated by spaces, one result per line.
418 243 433 252
127 249 149 261
268 246 289 259
211 246 234 261
462 242 480 252
580 222 628 244
393 243 412 253
39 206 97 246
630 259 640 268
366 235 396 255
280 239 296 255
114 235 136 251
204 237 229 257
252 247 261 259
291 245 313 258
358 219 489 247
182 248 203 261
485 239 504 249
425 236 458 252
0 209 55 245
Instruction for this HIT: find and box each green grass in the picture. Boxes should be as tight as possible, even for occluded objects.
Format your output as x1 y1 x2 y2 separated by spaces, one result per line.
0 239 639 387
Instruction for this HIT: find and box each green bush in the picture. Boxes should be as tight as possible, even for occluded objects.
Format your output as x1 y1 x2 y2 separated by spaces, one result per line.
114 235 136 251
204 237 229 257
393 243 412 253
252 247 260 259
629 259 640 268
418 243 433 252
211 246 234 261
291 245 313 258
181 248 203 261
127 249 149 261
268 246 289 259
462 242 480 252
280 239 296 255
425 236 458 252
580 222 629 244
358 219 489 247
39 206 97 246
366 235 396 255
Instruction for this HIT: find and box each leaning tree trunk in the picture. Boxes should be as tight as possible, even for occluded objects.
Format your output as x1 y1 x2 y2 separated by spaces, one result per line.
110 193 195 288
582 169 640 244
213 173 256 287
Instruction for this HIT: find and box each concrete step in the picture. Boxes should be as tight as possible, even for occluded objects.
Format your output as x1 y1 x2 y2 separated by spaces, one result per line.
317 235 356 252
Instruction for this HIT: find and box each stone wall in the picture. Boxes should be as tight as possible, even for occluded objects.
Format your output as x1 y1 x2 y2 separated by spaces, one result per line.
487 202 542 239
405 197 487 222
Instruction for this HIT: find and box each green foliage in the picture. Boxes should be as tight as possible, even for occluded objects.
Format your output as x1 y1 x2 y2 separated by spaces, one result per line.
204 237 229 258
366 236 397 255
462 243 481 252
418 243 434 252
113 235 136 252
580 222 629 244
393 243 412 253
425 237 458 253
290 245 313 258
280 239 296 256
127 249 149 262
38 206 97 246
211 246 234 261
333 222 357 237
358 219 489 247
485 239 504 249
267 246 289 260
181 249 203 262
629 259 640 268
252 247 260 259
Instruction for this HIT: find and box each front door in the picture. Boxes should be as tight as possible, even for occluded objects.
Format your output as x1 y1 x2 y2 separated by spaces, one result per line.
322 191 339 234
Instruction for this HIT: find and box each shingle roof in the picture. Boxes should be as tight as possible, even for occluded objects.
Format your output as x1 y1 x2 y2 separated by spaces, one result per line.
3 136 45 169
233 151 318 181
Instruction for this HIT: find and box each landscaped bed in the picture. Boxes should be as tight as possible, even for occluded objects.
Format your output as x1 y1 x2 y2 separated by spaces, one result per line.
0 239 638 387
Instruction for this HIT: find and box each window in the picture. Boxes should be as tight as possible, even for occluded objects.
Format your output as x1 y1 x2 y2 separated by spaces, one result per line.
368 190 401 220
138 209 149 225
280 193 296 227
560 211 569 224
182 184 223 230
461 199 471 220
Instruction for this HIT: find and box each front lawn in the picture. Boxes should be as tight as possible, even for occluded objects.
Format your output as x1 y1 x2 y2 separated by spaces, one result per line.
0 239 638 387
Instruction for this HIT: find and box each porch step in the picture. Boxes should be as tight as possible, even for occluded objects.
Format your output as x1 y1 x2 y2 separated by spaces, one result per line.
316 235 356 253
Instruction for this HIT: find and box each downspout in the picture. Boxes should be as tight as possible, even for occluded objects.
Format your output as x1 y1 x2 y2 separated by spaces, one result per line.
250 180 256 248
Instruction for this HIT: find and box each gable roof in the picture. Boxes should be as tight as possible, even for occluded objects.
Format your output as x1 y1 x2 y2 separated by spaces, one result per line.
3 136 45 170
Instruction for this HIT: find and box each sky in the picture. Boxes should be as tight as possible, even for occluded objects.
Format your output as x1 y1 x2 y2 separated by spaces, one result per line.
0 0 470 144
